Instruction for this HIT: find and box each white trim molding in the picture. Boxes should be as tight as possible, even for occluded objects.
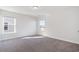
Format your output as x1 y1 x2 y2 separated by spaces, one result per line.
42 34 79 44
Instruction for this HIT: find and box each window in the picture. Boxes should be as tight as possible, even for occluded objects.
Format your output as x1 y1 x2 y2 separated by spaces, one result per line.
40 19 46 28
3 16 16 34
39 19 46 31
39 15 47 28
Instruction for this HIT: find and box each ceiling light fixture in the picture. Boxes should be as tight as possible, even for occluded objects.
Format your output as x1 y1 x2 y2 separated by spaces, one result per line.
33 6 39 9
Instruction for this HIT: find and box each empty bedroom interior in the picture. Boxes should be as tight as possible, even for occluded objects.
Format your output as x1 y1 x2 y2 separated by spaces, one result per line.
0 6 79 52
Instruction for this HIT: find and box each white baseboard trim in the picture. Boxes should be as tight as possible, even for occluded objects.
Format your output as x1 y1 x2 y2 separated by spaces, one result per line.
42 34 79 44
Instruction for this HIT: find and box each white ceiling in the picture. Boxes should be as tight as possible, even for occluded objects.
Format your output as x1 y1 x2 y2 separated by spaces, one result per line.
0 6 52 16
0 6 78 17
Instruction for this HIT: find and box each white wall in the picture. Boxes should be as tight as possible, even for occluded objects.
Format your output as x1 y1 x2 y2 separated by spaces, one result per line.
0 9 37 40
42 7 79 44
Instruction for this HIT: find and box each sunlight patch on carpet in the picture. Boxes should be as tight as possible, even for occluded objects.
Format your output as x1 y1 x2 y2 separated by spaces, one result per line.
21 36 44 39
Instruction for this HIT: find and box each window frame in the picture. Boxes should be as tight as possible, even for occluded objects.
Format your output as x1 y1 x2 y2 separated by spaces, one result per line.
2 16 16 34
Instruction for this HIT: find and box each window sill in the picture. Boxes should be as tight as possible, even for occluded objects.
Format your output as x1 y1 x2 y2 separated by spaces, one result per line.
2 32 16 34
